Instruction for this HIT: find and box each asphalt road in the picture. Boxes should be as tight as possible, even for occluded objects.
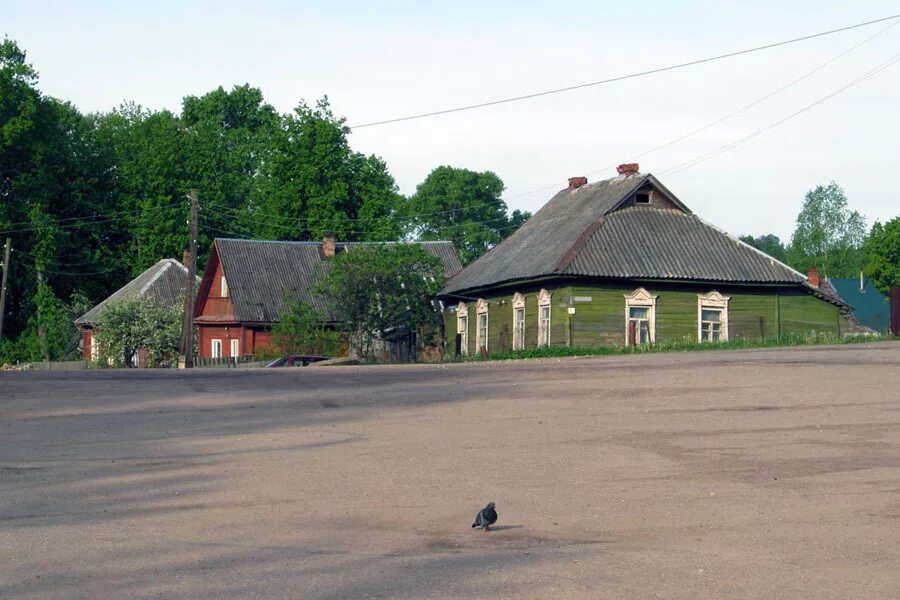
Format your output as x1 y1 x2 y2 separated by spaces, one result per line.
2 343 899 599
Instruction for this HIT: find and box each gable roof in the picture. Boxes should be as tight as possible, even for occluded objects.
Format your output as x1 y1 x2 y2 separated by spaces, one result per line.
75 259 197 326
442 172 810 296
202 239 463 324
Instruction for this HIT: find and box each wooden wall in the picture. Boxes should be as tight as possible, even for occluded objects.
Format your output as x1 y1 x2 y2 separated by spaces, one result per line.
444 280 841 354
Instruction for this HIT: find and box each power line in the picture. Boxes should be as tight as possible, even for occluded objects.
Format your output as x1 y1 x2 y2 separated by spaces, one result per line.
349 14 900 129
498 20 899 203
657 51 900 177
0 200 183 236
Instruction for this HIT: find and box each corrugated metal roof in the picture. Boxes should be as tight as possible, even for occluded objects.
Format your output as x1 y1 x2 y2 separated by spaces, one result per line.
441 172 817 297
75 259 197 325
442 174 650 294
829 277 890 332
566 207 805 283
215 239 463 323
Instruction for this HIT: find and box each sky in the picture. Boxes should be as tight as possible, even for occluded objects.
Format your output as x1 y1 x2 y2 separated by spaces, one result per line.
3 1 899 241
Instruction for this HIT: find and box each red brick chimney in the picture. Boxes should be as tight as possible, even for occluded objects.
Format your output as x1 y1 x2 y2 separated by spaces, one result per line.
182 248 191 267
322 231 337 258
568 176 587 190
808 267 820 288
617 163 640 175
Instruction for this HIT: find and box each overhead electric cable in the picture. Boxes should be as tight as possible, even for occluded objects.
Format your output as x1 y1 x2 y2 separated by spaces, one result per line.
657 52 900 177
498 20 899 203
349 14 900 129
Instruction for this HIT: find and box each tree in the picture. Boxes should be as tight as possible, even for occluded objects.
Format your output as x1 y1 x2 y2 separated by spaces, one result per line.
738 234 788 263
788 182 867 277
317 244 445 358
407 166 530 264
863 216 900 294
94 299 181 367
254 97 405 242
271 295 343 357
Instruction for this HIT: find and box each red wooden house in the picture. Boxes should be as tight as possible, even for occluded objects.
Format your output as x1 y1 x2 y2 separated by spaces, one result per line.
193 234 463 360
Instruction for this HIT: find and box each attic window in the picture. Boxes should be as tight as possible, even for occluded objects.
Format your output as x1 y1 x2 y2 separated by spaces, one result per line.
635 192 651 204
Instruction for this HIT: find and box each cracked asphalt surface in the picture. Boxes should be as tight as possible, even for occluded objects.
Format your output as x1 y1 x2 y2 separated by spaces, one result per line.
1 342 899 599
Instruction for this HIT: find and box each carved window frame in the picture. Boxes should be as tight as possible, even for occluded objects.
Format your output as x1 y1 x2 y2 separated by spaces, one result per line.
697 290 730 342
456 302 469 356
624 288 657 345
476 298 489 353
512 293 526 350
538 289 552 347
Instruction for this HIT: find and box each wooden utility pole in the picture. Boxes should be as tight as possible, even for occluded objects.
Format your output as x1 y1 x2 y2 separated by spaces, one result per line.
181 191 199 368
0 238 11 342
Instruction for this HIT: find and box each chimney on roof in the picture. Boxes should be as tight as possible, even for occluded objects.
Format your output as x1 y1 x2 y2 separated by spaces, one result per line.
322 231 337 258
568 176 587 190
808 267 820 289
183 248 191 267
617 163 640 175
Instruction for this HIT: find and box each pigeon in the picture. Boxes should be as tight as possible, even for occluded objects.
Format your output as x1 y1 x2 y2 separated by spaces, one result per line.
472 502 498 530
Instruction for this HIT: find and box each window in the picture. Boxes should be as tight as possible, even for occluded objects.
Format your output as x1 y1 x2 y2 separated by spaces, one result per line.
220 275 229 297
635 191 650 204
230 339 240 358
698 291 730 342
624 288 657 346
538 289 552 347
211 339 222 358
512 293 525 350
476 298 489 353
456 303 468 356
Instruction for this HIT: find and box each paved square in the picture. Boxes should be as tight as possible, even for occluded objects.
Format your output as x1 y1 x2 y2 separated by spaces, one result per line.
2 343 899 599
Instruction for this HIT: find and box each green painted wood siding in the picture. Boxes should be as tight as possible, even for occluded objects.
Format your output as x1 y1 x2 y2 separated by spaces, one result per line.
444 280 841 353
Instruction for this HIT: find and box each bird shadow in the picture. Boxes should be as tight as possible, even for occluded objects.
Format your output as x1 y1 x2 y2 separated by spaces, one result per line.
485 525 522 531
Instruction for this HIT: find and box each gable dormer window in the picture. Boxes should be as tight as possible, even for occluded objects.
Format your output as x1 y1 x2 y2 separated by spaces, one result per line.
635 191 650 204
220 275 229 297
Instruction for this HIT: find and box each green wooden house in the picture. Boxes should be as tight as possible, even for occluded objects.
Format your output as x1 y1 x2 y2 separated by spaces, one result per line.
439 165 850 354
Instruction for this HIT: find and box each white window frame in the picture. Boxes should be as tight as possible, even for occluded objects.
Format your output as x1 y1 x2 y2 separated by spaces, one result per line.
230 338 240 358
220 275 229 297
512 293 526 350
538 289 552 347
211 339 223 358
476 298 489 353
624 288 657 345
456 302 469 356
697 290 730 342
90 333 99 360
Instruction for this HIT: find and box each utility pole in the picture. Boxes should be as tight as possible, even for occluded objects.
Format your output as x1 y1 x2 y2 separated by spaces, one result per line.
181 190 199 368
0 238 11 342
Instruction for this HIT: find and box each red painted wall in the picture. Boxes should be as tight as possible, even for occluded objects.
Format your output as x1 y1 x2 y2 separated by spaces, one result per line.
82 330 92 360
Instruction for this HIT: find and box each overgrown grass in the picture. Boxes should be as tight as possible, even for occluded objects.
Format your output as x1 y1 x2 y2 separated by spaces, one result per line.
445 333 896 363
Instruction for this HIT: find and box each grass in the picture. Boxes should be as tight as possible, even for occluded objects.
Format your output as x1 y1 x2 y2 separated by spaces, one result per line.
445 333 896 363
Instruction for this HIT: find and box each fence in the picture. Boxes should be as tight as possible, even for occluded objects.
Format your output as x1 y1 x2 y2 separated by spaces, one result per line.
193 355 265 369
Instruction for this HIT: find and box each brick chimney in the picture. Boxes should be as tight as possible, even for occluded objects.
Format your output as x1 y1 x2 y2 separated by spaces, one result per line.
568 176 587 190
616 163 640 175
322 231 337 258
808 267 820 288
182 247 191 267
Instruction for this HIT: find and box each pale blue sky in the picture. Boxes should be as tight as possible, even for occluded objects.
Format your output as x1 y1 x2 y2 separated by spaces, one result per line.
4 1 899 240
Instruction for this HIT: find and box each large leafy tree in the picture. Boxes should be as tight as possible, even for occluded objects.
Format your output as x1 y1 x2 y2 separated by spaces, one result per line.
182 85 280 246
407 166 530 264
787 182 866 277
317 244 444 358
1 38 122 360
254 98 404 242
738 234 788 264
863 217 900 294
